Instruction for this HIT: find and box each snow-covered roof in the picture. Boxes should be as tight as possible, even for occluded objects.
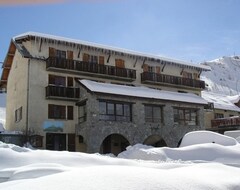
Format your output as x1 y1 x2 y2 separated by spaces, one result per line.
227 95 240 104
202 91 240 112
13 31 210 71
79 79 208 105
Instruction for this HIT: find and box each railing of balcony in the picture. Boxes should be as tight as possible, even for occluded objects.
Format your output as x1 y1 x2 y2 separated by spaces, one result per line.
46 85 80 100
46 57 136 80
141 72 205 89
211 117 240 128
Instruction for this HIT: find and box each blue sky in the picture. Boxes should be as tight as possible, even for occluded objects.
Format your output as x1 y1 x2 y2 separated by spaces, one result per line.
1 0 240 64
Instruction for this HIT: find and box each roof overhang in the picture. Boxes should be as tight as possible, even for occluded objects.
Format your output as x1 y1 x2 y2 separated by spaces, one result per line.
14 31 211 72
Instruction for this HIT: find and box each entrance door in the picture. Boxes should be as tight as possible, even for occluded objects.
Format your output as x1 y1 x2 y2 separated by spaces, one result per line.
46 133 66 151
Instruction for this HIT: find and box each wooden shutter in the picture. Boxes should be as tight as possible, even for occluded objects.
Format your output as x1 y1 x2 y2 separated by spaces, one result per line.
67 106 74 120
67 77 73 87
67 51 73 60
49 75 55 85
143 64 149 72
193 73 198 80
48 104 54 119
83 53 90 62
115 59 125 68
99 56 105 65
156 66 161 74
49 47 56 57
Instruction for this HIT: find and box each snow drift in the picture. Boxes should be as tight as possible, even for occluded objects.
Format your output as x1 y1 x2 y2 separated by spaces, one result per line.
1 131 240 190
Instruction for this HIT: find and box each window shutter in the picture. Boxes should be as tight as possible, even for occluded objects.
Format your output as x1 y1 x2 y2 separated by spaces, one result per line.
67 51 73 60
67 77 73 87
143 64 148 72
156 66 161 74
83 53 90 62
99 56 105 65
49 75 55 85
49 47 56 57
67 106 74 120
193 73 198 80
115 59 125 68
48 104 54 119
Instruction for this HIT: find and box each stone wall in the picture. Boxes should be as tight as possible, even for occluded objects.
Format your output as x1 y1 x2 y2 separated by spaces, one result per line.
77 85 205 153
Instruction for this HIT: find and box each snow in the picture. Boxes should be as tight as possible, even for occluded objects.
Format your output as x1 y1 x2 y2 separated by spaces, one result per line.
0 93 6 132
13 31 210 71
179 130 238 147
224 130 240 142
1 131 240 189
80 79 208 105
202 91 240 112
201 56 240 95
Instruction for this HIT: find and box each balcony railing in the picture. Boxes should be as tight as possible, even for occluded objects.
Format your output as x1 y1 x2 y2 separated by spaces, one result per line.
46 85 80 101
211 117 240 128
46 57 136 81
141 72 205 89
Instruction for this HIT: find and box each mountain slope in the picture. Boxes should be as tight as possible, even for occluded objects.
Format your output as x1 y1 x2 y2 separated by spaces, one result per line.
201 56 240 95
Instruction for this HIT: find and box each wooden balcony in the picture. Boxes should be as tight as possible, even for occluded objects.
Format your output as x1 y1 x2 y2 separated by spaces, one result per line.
141 72 205 89
46 85 79 101
46 57 136 81
211 117 240 128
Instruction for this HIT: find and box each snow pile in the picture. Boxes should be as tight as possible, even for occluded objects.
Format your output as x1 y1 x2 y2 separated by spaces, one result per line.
180 130 238 147
1 131 240 189
201 56 240 95
225 130 240 143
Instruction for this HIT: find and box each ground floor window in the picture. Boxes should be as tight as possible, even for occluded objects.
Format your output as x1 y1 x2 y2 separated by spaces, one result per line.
78 103 87 123
15 107 22 123
174 107 198 125
144 104 163 123
99 100 132 122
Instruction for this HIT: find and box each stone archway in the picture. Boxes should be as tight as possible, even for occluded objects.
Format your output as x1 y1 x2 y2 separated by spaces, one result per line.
100 134 130 156
143 135 167 147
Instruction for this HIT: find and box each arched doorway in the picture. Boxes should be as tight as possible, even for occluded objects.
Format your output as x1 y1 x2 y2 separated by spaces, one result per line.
100 134 130 156
143 135 167 147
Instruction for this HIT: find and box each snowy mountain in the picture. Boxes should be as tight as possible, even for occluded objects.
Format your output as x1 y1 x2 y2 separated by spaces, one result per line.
201 56 240 95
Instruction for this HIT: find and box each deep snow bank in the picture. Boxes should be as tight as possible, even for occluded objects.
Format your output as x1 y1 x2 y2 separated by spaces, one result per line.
1 139 240 190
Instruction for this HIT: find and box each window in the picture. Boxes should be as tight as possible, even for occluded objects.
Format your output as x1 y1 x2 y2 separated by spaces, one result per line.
215 113 224 119
145 105 163 123
99 100 132 122
148 66 155 73
49 47 66 58
48 104 66 119
78 103 87 123
49 75 66 86
48 105 74 120
56 50 66 59
174 108 198 125
90 55 98 63
182 71 192 79
15 107 22 123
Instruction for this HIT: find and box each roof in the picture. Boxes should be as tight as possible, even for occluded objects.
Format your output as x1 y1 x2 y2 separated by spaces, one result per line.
13 31 210 71
202 91 240 112
79 79 208 105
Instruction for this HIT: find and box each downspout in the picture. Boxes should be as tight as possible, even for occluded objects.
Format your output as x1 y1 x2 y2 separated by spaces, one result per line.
25 58 30 142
